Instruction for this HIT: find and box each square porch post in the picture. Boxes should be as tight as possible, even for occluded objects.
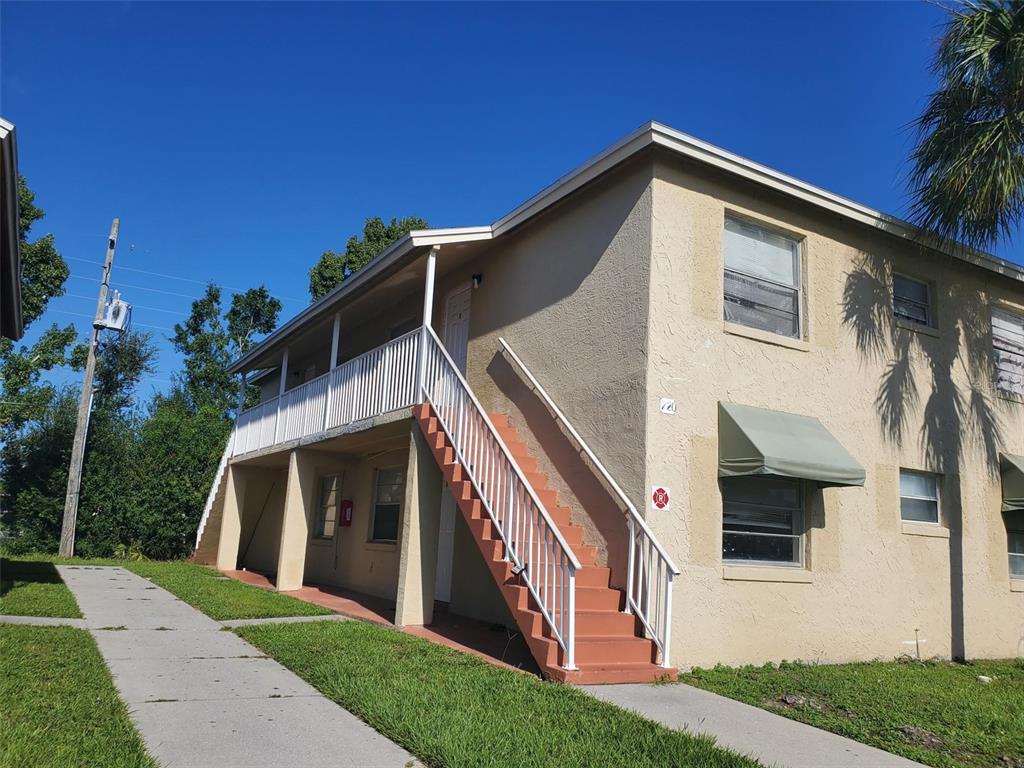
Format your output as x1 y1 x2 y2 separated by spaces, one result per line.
415 246 439 403
323 312 341 430
274 345 289 443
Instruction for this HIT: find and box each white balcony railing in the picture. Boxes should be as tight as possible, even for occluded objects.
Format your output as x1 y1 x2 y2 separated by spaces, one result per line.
232 328 421 457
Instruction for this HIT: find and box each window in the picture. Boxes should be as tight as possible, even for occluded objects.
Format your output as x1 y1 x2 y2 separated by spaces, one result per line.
1010 530 1024 580
370 467 404 542
992 308 1024 396
722 476 803 565
893 274 931 327
899 470 940 524
723 216 802 339
314 475 340 539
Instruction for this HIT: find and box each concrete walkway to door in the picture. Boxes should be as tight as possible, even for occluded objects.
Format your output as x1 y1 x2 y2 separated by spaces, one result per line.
584 683 927 768
58 566 418 768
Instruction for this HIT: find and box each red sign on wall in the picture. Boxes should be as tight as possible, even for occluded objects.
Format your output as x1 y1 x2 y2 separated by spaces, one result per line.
651 486 671 511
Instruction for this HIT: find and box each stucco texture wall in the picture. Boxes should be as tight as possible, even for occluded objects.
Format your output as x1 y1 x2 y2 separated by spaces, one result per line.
429 159 654 590
646 152 1024 667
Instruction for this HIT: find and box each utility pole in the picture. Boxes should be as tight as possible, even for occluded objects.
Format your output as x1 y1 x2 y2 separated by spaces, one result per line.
58 218 119 558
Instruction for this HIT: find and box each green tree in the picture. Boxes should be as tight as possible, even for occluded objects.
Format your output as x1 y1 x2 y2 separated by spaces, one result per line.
0 178 83 436
909 0 1024 249
172 284 282 418
308 215 428 300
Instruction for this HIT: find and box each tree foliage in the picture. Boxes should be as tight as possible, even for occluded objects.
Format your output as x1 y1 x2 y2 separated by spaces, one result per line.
308 215 428 300
909 0 1024 249
1 177 283 558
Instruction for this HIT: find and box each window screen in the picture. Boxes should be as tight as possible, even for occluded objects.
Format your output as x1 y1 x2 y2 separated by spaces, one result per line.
893 274 931 326
722 475 802 565
899 470 939 524
724 217 801 339
992 308 1024 396
314 475 340 539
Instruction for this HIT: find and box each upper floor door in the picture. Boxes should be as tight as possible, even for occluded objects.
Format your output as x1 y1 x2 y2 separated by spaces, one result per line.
443 283 472 374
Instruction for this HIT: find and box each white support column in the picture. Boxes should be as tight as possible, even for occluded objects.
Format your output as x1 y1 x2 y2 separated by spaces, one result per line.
324 313 341 430
275 346 289 443
415 246 438 403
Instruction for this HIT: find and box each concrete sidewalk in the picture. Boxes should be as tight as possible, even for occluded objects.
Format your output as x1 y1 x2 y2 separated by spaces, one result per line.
584 683 927 768
58 566 417 768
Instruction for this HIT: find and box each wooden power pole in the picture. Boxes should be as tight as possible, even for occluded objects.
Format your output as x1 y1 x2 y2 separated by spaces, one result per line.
58 218 119 558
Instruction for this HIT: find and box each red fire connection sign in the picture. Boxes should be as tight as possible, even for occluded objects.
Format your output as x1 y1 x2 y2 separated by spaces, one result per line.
651 486 670 511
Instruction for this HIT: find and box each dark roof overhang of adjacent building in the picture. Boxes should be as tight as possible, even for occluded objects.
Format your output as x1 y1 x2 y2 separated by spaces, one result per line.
1001 453 1024 513
229 121 1024 377
0 117 22 342
718 402 866 488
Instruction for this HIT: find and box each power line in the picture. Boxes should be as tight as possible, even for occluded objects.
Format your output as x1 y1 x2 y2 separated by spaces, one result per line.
65 255 306 303
62 292 188 317
49 308 175 333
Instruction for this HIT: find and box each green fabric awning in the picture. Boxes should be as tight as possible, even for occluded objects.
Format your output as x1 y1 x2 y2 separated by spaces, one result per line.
1001 453 1024 513
718 402 866 487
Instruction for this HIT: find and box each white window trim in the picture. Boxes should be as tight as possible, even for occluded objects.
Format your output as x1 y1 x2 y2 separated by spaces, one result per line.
992 305 1024 398
1009 529 1024 581
721 479 806 568
369 466 404 543
723 214 805 341
898 469 942 526
892 272 934 328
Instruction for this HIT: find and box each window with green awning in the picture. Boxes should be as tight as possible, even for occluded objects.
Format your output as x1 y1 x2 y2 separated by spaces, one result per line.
718 402 866 488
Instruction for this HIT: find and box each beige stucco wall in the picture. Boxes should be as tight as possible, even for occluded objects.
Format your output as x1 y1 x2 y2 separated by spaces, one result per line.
645 153 1024 667
238 469 286 574
429 159 655 589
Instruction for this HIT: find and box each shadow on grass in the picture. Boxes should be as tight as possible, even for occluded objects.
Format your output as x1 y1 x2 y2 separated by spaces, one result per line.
1 559 66 596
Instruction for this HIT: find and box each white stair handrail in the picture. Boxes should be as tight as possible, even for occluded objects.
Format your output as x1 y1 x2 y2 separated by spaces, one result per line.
498 336 680 667
195 427 235 549
421 326 580 669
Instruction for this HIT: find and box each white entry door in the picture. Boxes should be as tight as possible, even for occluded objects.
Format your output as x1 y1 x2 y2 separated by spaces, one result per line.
435 284 471 602
442 284 471 373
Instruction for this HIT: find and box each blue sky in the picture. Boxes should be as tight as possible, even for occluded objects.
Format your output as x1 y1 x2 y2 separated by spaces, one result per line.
3 1 1021 400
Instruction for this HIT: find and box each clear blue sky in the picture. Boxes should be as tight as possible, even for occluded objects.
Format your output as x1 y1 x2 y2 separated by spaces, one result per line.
3 1 1021 399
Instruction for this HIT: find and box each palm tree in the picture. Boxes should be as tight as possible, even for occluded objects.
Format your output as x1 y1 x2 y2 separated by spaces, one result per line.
910 0 1024 250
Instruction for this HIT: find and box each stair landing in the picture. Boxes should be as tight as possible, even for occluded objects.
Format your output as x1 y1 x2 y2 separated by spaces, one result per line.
414 402 676 685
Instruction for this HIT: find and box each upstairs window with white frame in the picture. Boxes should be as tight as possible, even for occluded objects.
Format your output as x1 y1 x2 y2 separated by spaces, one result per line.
723 216 802 339
722 476 803 565
314 475 340 539
893 274 932 327
1009 523 1024 580
370 467 404 543
992 307 1024 397
899 470 940 524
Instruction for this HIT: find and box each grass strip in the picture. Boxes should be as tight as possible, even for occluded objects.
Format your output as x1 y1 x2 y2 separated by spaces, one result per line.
2 554 330 620
236 619 761 768
0 625 155 768
0 558 81 618
126 561 330 620
681 659 1024 768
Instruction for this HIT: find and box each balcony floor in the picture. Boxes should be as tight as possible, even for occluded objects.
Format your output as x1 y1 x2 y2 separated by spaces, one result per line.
224 569 540 676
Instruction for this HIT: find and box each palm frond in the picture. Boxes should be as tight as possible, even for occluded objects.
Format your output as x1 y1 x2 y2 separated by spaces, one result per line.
909 0 1024 250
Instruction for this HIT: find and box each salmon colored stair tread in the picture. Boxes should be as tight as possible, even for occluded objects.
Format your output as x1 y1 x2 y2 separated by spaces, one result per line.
413 403 676 685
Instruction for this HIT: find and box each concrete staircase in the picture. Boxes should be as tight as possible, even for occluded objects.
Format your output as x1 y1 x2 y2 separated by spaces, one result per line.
414 403 674 684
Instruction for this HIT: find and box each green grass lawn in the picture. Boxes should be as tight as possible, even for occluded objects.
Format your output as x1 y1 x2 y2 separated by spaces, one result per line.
0 558 81 618
681 659 1024 768
2 554 330 621
0 625 155 768
236 620 761 768
126 561 330 620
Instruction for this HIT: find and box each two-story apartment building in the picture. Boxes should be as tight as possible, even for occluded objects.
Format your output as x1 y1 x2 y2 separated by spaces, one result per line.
194 122 1024 684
